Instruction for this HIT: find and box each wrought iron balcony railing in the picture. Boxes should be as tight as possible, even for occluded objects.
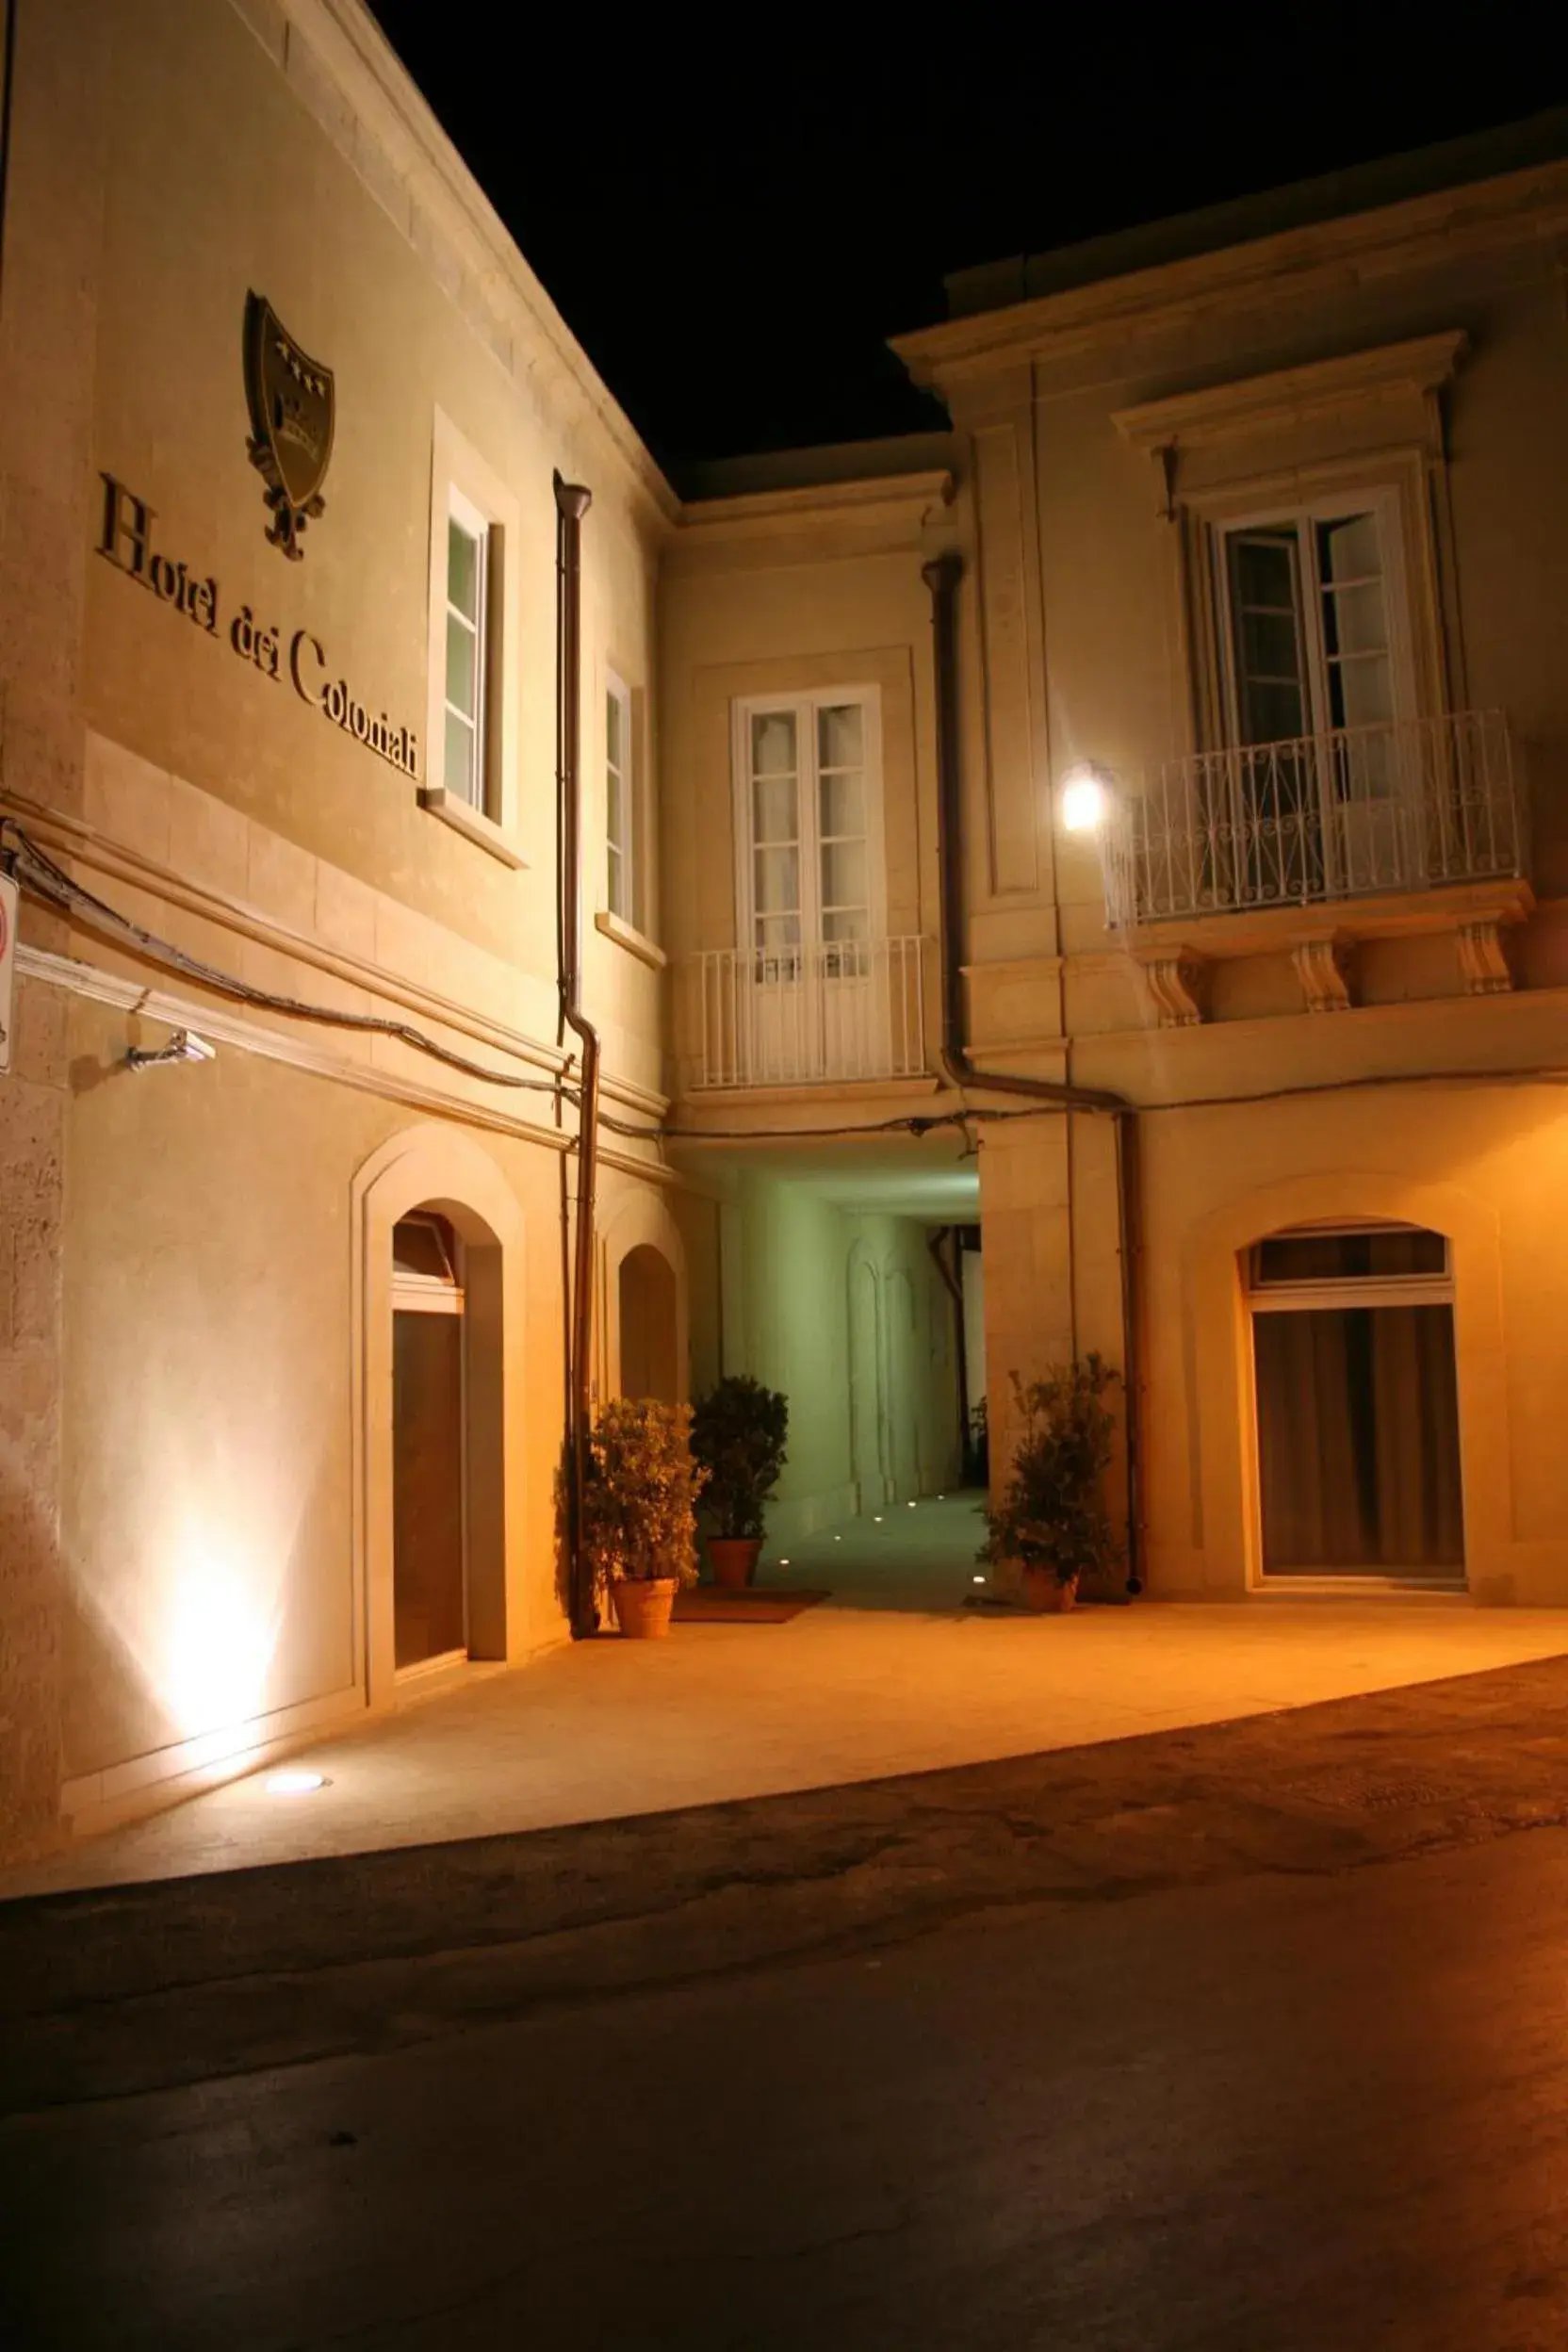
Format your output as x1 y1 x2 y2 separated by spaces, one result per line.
1102 710 1525 931
689 935 928 1090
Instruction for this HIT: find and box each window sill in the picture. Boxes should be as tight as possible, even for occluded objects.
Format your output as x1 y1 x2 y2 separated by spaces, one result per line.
595 908 666 970
418 788 529 870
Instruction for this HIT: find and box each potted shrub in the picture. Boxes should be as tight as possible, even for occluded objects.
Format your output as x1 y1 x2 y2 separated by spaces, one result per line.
690 1375 789 1589
979 1357 1122 1612
581 1397 707 1639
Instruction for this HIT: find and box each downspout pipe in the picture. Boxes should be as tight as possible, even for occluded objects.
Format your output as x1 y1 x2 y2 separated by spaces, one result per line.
922 552 1144 1592
555 474 598 1636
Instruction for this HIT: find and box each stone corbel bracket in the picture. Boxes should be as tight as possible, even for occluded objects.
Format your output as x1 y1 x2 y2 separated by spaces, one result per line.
1456 918 1515 995
1292 936 1356 1014
1137 952 1209 1028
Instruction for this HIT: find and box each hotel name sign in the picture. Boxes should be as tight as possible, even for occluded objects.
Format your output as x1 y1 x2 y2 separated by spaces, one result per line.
95 473 419 780
92 291 417 779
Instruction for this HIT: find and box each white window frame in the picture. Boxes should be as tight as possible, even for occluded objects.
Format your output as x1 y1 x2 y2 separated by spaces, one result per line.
1245 1222 1454 1316
420 410 526 869
1215 485 1419 751
605 670 634 925
442 484 492 813
730 686 887 957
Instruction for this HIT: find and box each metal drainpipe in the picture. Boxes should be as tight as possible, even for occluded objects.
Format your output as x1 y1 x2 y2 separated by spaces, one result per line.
922 552 1144 1592
555 473 598 1636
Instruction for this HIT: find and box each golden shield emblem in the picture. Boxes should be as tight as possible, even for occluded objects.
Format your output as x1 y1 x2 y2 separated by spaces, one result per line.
243 290 335 561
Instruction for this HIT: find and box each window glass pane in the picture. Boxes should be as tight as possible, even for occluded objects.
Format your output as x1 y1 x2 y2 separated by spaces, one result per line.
607 689 623 771
1317 512 1380 585
1321 582 1387 661
756 913 801 956
751 711 797 776
448 517 481 622
607 841 625 919
1331 655 1393 732
1232 531 1298 610
444 709 475 800
822 906 870 945
752 771 798 846
1241 679 1307 746
819 770 864 839
446 612 477 720
606 765 624 853
1253 1228 1447 1285
1254 1305 1462 1573
818 703 863 769
393 1215 457 1283
1240 610 1305 684
821 838 866 911
754 844 799 916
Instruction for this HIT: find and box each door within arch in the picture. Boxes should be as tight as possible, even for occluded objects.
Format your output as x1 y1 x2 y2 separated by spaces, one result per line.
618 1243 679 1400
849 1253 887 1512
392 1212 468 1670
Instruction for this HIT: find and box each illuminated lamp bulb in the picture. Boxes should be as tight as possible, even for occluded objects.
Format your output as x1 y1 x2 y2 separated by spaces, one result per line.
1060 763 1110 835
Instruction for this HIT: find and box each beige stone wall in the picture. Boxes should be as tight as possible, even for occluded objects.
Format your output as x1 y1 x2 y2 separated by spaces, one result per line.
878 161 1568 1600
0 0 681 1858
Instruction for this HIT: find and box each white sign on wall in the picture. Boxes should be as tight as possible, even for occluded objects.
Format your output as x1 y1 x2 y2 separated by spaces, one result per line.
0 871 18 1076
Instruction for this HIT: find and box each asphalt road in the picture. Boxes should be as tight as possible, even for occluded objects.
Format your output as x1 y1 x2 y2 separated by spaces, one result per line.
6 1664 1568 2348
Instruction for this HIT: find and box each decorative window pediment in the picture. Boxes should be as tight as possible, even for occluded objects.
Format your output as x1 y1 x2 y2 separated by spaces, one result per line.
1113 332 1467 470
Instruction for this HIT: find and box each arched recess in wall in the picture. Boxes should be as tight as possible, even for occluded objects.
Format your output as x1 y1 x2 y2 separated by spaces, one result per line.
1185 1171 1509 1598
351 1125 530 1706
600 1190 689 1407
847 1241 888 1512
885 1263 923 1500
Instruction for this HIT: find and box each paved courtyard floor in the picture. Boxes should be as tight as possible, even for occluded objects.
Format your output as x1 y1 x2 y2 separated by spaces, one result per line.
6 1494 1568 1902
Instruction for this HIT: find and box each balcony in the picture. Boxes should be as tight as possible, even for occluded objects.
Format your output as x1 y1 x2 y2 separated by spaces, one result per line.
688 935 928 1090
1103 710 1525 933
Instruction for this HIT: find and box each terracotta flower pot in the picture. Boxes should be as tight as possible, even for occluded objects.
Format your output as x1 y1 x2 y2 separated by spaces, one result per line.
707 1536 762 1591
1021 1566 1080 1614
611 1576 678 1639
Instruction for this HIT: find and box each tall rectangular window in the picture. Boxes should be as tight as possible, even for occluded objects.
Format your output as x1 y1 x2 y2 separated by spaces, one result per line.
443 486 492 808
738 692 878 962
606 675 632 923
1221 502 1396 750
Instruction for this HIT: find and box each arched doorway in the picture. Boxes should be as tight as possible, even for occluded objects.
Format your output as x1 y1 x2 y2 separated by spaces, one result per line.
352 1127 528 1706
618 1243 679 1400
848 1250 887 1512
391 1212 468 1670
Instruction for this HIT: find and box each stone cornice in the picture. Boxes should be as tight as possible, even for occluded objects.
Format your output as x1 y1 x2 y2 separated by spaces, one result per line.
234 0 680 531
892 161 1568 389
1112 332 1468 452
674 470 956 551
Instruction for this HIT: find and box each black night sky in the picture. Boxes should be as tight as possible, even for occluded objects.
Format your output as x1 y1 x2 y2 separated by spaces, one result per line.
368 4 1561 482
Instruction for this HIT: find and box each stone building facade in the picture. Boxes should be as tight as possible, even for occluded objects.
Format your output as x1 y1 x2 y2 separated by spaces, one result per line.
1 0 1565 1865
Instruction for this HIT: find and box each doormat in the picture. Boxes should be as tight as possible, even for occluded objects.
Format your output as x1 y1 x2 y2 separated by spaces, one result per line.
673 1588 830 1625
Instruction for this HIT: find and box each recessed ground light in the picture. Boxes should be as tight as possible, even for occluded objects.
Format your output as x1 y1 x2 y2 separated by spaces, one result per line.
972 1574 987 1584
834 1535 841 1542
938 1494 946 1500
874 1515 883 1523
778 1557 791 1566
907 1501 917 1509
266 1768 327 1796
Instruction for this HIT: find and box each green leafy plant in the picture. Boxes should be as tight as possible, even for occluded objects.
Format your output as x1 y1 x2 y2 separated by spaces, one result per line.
690 1376 790 1541
581 1398 707 1586
979 1356 1122 1586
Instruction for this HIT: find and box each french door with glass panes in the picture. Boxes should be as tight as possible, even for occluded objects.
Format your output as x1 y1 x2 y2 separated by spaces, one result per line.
733 690 884 1082
1217 490 1417 902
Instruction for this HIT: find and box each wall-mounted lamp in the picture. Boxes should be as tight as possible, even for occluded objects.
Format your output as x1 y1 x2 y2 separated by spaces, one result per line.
126 1026 217 1072
1059 762 1115 836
